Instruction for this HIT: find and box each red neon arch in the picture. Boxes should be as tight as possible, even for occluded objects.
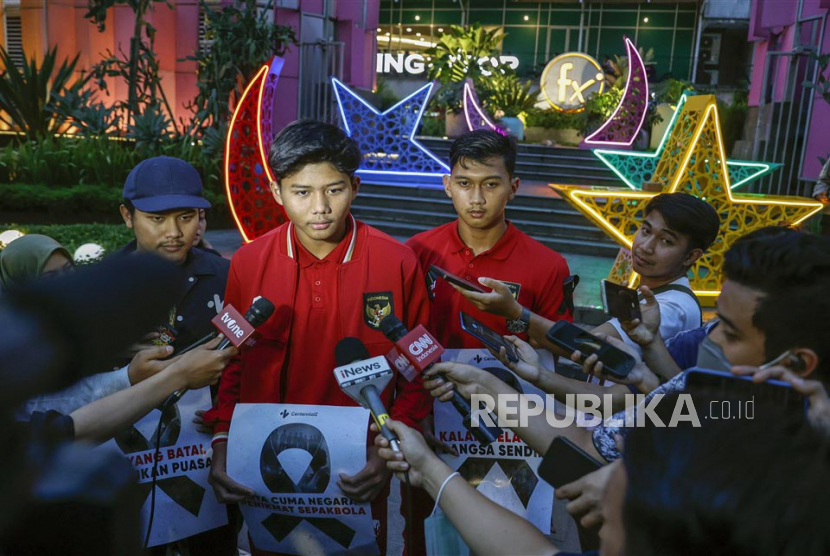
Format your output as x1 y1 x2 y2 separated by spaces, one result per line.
224 57 286 243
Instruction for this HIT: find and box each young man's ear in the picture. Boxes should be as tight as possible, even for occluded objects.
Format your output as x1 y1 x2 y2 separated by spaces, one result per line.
119 205 134 229
270 181 284 207
682 247 704 268
442 174 452 198
789 348 819 377
350 175 360 200
508 176 520 200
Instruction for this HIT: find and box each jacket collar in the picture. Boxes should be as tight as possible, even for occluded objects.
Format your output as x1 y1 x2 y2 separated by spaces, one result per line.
284 214 358 264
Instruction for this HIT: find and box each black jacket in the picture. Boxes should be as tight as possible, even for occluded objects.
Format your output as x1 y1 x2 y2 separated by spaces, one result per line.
114 242 230 354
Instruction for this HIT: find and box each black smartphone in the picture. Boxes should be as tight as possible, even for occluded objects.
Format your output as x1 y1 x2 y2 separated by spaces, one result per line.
601 279 641 322
685 368 806 415
538 437 603 489
545 321 636 379
429 264 487 293
459 311 520 363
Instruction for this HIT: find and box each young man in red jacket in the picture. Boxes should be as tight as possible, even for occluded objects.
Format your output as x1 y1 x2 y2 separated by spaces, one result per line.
407 129 572 347
202 120 432 555
405 129 573 553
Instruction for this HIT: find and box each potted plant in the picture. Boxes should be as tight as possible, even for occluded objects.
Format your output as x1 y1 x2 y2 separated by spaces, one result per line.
424 25 506 137
480 74 537 140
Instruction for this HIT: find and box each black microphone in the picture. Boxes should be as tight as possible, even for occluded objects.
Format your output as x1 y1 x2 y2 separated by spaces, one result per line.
215 297 275 350
334 337 401 452
379 315 503 446
163 297 275 407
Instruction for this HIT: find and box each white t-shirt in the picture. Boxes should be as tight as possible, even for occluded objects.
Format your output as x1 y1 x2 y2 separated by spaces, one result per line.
608 276 701 354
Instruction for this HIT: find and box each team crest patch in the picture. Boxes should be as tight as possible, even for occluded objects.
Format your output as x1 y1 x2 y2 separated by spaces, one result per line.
364 292 394 329
503 281 522 300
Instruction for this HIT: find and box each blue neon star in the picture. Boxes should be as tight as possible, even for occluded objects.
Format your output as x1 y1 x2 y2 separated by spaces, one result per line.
332 78 450 180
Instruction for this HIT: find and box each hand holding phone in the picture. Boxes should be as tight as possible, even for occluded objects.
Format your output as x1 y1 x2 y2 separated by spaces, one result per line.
601 280 641 322
430 264 487 293
546 321 636 379
459 312 520 363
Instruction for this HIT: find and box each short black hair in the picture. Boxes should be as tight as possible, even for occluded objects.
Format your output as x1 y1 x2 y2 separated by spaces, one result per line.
723 227 830 379
449 130 518 177
623 393 830 555
122 199 135 214
644 193 720 252
269 120 361 184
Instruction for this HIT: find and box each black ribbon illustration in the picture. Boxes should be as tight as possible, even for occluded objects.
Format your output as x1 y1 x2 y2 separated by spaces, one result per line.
259 423 357 549
115 403 206 517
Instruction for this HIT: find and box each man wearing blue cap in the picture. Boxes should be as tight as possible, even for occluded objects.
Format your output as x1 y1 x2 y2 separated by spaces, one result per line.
117 156 236 553
117 156 230 354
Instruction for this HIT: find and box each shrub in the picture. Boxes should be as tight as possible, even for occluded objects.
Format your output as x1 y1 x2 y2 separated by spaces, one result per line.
0 183 229 222
0 223 134 257
524 107 584 130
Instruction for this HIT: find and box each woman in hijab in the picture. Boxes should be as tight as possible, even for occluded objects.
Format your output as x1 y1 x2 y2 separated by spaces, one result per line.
0 234 73 291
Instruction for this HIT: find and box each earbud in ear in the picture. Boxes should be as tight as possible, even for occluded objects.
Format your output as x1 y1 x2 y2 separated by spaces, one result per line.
788 353 806 373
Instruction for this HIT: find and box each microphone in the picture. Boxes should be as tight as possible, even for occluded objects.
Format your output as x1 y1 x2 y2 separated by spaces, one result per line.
379 316 503 446
334 337 401 452
163 297 275 407
214 297 275 351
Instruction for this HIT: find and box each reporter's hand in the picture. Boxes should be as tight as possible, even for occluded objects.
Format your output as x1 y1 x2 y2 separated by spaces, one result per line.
424 361 491 402
372 420 447 488
732 364 830 435
127 344 175 385
172 336 237 390
338 446 391 502
570 333 660 392
208 441 255 503
555 461 618 528
618 286 660 347
491 335 545 384
451 277 523 319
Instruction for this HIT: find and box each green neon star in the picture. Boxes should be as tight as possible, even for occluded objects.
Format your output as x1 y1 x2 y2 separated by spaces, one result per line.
593 94 781 190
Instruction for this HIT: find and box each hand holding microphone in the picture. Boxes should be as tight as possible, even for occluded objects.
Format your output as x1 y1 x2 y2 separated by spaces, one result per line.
163 297 275 407
334 337 401 452
379 316 503 446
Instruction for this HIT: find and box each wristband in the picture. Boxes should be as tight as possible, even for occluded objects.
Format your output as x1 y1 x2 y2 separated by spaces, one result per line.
431 471 461 514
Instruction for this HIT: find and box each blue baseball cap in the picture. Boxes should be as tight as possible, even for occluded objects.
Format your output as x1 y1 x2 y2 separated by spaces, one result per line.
123 156 212 213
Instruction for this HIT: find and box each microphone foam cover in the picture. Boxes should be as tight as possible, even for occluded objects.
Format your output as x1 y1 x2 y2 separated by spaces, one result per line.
334 337 370 367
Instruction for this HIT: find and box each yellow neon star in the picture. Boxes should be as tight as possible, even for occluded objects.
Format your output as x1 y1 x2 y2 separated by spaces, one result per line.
552 95 823 305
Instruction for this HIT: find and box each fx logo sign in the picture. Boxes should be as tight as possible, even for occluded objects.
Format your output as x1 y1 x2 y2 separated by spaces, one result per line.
540 53 605 111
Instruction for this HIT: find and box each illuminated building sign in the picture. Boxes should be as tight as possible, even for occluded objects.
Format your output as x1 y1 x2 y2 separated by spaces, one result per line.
376 53 519 76
540 53 605 111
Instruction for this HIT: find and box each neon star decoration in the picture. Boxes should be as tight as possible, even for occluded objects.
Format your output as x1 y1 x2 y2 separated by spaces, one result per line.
593 94 781 190
332 78 450 180
225 56 286 243
463 79 498 132
552 95 823 305
581 37 648 150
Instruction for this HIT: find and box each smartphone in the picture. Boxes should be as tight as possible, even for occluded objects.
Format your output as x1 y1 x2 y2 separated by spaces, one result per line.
538 437 603 489
429 264 487 293
545 321 636 379
684 368 807 415
601 280 641 322
539 437 603 551
459 311 520 363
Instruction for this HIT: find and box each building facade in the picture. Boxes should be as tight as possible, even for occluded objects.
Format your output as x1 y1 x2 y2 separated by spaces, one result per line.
378 0 705 82
745 0 829 193
0 0 378 132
